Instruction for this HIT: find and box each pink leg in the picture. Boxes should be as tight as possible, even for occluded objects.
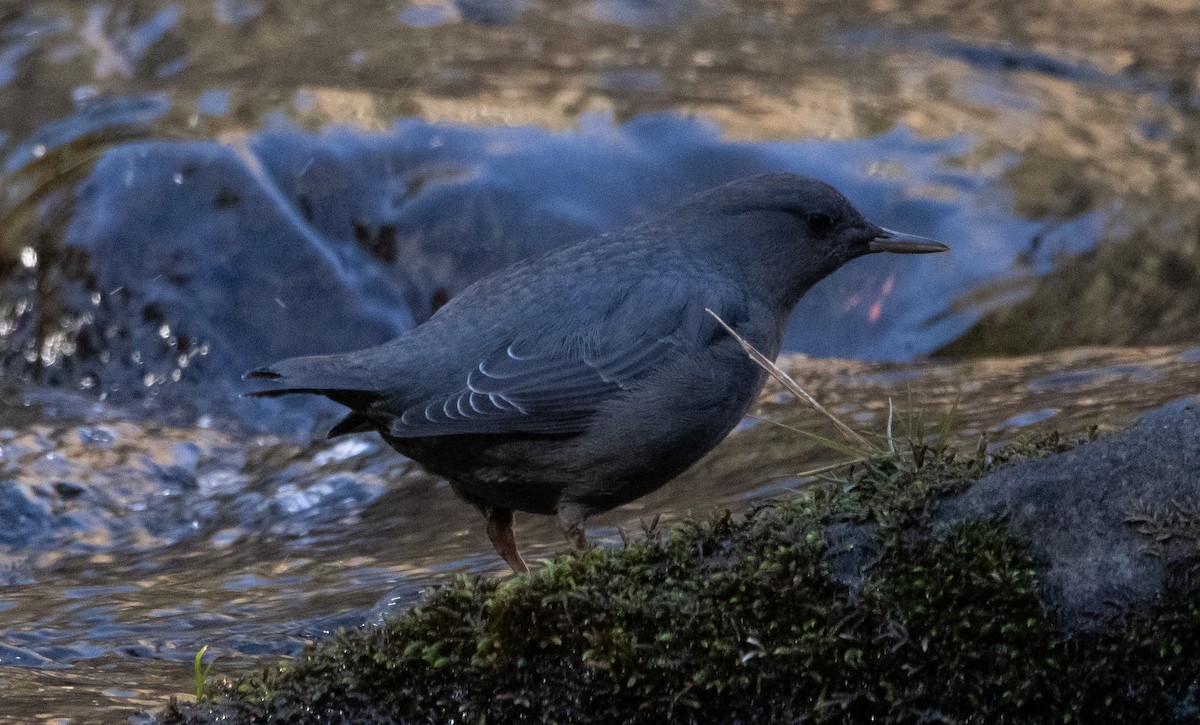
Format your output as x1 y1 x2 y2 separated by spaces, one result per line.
484 507 528 573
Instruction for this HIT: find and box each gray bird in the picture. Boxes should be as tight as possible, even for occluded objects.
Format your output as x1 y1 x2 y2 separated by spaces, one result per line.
246 173 947 572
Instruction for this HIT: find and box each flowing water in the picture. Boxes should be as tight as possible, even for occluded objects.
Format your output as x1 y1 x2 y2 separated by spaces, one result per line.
0 0 1198 721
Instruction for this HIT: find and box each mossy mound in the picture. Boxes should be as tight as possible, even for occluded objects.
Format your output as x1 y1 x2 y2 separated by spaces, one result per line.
161 437 1200 723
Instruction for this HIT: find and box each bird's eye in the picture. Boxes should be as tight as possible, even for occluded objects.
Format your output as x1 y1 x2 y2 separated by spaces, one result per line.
807 213 834 235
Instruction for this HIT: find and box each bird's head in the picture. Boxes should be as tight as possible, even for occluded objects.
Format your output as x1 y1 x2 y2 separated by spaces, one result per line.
668 173 948 311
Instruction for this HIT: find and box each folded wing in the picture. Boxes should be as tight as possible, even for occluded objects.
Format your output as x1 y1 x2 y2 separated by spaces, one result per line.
386 282 731 438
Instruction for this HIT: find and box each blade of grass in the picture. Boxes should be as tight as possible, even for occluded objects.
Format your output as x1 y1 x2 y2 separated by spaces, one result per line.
936 394 961 455
194 645 212 700
745 415 868 460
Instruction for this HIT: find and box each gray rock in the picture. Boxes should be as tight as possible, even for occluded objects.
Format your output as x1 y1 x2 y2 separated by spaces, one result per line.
822 521 882 599
937 396 1200 627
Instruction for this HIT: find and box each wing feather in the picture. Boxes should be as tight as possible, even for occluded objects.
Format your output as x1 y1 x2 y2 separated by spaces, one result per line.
386 282 730 438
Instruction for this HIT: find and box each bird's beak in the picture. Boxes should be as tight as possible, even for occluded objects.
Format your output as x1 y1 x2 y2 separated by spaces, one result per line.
868 227 949 254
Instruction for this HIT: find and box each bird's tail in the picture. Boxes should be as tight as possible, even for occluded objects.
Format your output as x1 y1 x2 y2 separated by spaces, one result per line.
245 353 388 438
243 353 380 407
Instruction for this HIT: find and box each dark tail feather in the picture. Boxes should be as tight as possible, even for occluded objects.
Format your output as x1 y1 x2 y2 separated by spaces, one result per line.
328 412 375 438
243 353 381 410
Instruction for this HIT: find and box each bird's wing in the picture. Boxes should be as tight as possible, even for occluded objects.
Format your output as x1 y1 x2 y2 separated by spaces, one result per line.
385 282 731 438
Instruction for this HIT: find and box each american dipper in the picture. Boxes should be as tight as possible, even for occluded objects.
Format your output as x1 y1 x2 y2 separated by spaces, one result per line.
246 173 947 572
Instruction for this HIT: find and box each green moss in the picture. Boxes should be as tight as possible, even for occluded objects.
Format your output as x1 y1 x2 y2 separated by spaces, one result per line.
849 521 1060 719
160 433 1200 724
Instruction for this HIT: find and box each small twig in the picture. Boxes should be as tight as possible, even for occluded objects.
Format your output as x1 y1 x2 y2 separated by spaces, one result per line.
706 308 877 453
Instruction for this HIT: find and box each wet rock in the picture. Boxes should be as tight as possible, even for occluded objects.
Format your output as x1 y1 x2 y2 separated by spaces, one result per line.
937 396 1200 627
822 521 881 599
33 140 413 422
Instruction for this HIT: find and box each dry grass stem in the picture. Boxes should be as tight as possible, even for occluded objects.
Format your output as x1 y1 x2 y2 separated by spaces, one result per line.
705 308 877 453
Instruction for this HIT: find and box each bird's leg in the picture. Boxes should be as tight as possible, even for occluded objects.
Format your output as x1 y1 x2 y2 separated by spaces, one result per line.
484 507 528 573
556 503 588 550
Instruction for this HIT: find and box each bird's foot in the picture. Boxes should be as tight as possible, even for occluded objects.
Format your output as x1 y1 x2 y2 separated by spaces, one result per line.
485 507 529 573
557 504 588 550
